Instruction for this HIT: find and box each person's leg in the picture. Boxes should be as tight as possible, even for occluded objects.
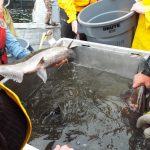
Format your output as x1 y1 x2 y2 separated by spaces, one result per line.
0 132 8 150
44 0 51 24
76 12 87 41
79 33 87 41
60 9 76 38
0 90 27 150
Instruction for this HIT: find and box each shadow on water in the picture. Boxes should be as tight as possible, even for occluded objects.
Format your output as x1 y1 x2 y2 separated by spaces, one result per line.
24 64 150 150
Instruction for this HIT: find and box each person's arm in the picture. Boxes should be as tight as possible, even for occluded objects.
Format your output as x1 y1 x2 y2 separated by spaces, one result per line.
5 28 30 59
58 0 77 33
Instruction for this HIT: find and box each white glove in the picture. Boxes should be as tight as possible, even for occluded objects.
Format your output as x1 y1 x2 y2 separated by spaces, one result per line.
137 113 150 138
131 2 145 14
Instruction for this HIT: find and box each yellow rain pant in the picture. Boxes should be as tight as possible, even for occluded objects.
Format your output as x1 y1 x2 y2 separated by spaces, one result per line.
132 0 150 51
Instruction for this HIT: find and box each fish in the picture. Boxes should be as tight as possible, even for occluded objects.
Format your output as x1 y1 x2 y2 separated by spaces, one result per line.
121 88 138 110
0 46 75 83
121 86 150 114
121 60 150 113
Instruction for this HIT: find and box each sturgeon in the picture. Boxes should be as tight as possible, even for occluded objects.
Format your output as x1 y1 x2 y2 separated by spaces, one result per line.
0 46 74 83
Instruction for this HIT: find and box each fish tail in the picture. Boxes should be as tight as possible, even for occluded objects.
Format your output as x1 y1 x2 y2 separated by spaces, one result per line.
0 70 24 83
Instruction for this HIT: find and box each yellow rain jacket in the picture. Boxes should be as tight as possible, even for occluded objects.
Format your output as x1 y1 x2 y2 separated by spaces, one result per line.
0 83 32 150
132 0 150 51
3 7 16 36
58 0 97 23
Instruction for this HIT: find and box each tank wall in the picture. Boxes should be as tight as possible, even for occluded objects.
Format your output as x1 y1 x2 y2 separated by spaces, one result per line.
58 38 150 79
14 23 61 50
6 38 150 100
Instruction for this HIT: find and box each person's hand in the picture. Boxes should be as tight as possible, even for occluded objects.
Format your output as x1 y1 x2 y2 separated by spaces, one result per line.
71 20 78 34
0 0 4 15
131 2 145 14
53 145 74 150
133 72 150 89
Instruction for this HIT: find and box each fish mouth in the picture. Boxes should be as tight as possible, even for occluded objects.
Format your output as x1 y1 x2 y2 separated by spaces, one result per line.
121 87 143 113
121 86 150 114
129 103 138 112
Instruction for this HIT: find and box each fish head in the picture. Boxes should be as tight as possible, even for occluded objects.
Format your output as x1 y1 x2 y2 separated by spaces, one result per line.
121 86 150 114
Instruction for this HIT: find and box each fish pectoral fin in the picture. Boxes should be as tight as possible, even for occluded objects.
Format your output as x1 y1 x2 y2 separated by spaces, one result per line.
37 68 47 83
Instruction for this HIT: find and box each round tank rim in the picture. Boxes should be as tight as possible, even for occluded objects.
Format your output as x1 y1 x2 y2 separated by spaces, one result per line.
78 11 135 27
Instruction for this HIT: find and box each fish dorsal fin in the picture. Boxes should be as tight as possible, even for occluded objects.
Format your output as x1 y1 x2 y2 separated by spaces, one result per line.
67 38 75 49
0 70 24 83
37 57 46 68
39 57 45 64
37 68 47 83
67 34 78 49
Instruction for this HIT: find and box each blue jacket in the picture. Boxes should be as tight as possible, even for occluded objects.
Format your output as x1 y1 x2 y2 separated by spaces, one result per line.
5 28 30 59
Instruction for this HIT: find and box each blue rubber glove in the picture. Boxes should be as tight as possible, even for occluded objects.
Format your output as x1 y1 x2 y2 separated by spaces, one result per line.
17 50 31 59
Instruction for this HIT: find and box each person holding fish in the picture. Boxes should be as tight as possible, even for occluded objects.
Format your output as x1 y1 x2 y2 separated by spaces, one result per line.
128 0 150 139
0 0 31 64
131 56 150 139
58 0 99 39
131 0 150 51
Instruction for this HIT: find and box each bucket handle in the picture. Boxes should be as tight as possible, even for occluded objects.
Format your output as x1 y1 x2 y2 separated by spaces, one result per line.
5 0 10 7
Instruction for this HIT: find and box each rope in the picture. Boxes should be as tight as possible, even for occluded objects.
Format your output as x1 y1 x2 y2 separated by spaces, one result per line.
39 30 53 49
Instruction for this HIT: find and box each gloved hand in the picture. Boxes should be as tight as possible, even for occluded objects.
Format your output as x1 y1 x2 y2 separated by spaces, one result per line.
131 2 145 14
17 49 31 59
137 112 150 138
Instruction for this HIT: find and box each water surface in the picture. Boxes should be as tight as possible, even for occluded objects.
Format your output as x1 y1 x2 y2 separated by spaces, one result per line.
25 64 148 150
9 9 32 23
